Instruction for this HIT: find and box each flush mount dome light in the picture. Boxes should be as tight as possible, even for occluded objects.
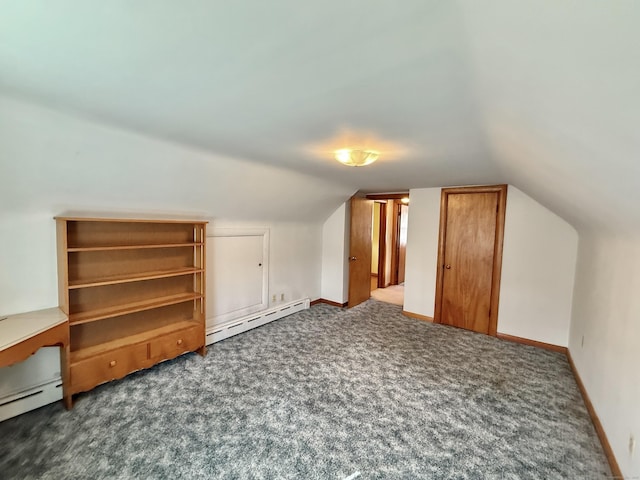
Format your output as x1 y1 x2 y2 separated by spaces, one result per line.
334 149 379 167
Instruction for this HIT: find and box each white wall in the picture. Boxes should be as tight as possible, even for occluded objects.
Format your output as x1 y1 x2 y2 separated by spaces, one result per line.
267 222 323 304
320 202 349 304
569 234 640 478
0 213 60 314
0 95 342 316
403 188 442 316
403 186 577 346
209 220 323 311
498 187 578 345
0 217 322 319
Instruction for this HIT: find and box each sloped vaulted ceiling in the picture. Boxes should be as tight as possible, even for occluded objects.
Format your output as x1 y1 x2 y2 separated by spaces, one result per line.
460 1 640 233
0 1 638 228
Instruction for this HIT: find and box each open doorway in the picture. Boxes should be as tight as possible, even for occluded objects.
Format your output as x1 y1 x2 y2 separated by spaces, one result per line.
367 193 409 306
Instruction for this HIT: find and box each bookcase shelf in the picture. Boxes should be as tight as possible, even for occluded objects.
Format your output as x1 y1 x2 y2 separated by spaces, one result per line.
68 267 204 289
56 216 207 408
67 242 204 252
69 292 203 325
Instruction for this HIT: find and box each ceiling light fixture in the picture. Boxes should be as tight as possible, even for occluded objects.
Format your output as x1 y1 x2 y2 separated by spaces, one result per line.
334 149 379 167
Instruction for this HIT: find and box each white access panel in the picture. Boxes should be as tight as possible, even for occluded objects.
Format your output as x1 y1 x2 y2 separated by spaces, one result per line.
207 228 269 327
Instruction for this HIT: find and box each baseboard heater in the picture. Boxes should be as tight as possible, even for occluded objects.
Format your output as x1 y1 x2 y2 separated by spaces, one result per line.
0 380 62 422
206 298 310 345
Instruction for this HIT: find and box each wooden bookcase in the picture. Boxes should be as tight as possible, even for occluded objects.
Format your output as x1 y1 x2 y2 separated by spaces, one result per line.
55 217 207 408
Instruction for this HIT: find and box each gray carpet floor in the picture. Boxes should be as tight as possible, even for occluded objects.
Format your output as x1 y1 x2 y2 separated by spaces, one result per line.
0 300 611 479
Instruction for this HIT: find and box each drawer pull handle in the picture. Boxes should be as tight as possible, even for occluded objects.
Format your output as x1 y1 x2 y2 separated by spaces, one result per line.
109 360 117 367
177 339 183 346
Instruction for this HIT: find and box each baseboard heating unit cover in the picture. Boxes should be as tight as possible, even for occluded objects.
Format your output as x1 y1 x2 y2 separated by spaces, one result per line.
0 380 62 422
206 298 310 345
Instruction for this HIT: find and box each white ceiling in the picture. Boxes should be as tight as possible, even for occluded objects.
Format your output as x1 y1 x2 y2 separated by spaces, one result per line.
1 1 639 230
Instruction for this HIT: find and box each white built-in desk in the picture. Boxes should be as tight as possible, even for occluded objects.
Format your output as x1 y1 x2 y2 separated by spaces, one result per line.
0 308 70 408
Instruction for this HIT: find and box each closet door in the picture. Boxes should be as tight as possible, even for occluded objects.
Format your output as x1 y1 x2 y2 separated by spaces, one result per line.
434 185 507 335
348 197 373 308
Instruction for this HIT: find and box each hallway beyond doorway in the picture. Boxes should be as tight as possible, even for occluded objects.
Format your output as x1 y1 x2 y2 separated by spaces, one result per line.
371 284 404 306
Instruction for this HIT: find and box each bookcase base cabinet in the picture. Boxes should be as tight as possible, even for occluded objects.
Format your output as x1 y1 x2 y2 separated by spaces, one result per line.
68 326 205 400
56 217 208 409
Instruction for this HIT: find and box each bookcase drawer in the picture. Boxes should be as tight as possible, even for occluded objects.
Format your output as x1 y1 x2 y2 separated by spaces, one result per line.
149 326 202 361
71 343 149 393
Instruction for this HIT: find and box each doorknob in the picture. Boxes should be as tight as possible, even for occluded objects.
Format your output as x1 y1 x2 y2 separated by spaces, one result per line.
349 256 357 261
445 264 451 269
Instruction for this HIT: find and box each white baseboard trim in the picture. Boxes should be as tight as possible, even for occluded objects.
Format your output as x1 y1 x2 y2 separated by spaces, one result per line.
0 380 62 422
206 298 310 345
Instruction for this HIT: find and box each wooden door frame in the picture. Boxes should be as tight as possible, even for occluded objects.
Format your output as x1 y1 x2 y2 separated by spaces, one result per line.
375 201 387 289
396 203 408 284
366 193 408 201
366 193 409 289
433 185 508 336
389 200 401 285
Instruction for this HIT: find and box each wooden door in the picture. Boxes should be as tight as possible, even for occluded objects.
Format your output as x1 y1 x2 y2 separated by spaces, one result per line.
348 197 373 308
434 185 507 335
